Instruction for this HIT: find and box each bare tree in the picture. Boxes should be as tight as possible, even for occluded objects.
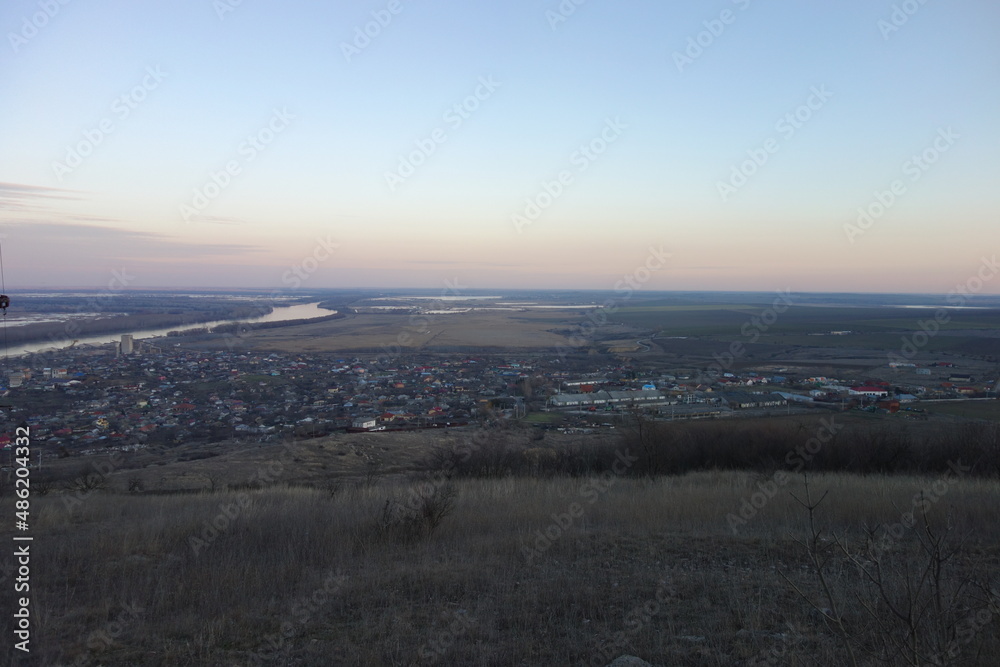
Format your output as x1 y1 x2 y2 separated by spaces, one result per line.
782 478 996 666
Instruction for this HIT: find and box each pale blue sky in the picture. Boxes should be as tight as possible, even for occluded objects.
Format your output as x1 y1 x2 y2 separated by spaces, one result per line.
1 0 997 292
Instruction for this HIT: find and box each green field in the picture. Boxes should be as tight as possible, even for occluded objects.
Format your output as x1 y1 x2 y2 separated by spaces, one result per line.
715 332 988 354
920 400 1000 421
521 411 563 424
615 305 1000 337
608 304 1000 362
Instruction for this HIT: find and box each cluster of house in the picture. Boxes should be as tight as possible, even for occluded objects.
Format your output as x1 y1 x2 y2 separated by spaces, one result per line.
548 387 787 411
544 367 997 417
0 351 552 449
0 347 994 452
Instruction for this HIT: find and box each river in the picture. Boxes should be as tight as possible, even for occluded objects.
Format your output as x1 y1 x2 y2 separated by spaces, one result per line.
7 302 337 358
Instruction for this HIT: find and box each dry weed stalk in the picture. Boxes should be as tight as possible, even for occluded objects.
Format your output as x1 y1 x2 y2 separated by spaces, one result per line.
783 476 996 666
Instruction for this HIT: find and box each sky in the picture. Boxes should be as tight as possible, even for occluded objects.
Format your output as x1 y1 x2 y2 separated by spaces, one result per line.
0 0 997 294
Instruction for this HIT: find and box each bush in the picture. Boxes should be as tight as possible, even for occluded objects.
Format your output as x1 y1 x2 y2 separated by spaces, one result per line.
373 482 458 543
421 418 1000 482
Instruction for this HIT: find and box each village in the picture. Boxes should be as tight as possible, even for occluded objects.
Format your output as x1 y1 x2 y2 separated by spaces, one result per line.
1 336 995 459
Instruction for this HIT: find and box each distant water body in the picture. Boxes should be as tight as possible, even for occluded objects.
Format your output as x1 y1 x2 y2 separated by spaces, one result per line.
7 302 336 359
888 305 993 310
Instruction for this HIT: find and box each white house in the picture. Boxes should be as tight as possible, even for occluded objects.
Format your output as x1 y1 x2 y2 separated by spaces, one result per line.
849 386 889 398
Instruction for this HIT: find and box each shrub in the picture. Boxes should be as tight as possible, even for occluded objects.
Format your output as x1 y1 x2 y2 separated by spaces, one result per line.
373 482 458 543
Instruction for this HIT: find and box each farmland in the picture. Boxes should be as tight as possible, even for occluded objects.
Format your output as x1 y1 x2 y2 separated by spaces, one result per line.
165 292 1000 374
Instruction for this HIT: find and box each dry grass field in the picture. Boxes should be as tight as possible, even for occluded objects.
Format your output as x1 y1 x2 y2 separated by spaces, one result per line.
7 459 999 666
6 360 998 666
197 310 586 354
29 428 580 495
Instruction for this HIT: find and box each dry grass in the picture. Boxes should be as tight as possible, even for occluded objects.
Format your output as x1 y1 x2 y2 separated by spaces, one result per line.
5 470 998 666
195 309 574 353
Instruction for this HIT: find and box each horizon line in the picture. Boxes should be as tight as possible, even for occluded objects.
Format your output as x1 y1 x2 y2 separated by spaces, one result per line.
8 286 1000 299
